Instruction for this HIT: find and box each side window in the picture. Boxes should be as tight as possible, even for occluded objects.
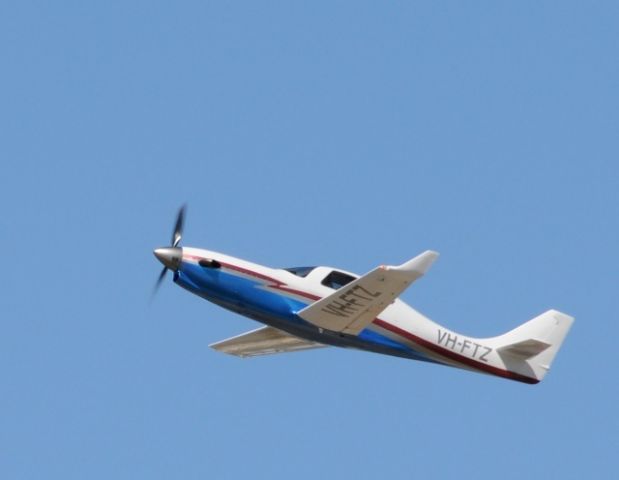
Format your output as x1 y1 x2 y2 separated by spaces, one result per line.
321 271 356 290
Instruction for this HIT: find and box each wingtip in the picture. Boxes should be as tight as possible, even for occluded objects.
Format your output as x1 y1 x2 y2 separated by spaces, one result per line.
396 250 439 275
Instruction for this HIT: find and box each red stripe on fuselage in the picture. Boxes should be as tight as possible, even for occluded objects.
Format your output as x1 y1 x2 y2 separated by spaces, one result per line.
186 254 322 302
373 319 538 384
183 254 538 384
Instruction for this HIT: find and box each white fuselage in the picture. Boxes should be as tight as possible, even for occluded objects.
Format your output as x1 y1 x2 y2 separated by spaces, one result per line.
174 247 539 384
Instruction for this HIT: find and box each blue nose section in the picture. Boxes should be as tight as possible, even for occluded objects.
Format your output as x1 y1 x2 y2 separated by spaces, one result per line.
153 247 182 271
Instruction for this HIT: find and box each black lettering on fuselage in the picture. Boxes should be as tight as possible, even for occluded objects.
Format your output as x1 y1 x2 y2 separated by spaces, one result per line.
445 333 458 349
436 329 493 363
479 346 492 362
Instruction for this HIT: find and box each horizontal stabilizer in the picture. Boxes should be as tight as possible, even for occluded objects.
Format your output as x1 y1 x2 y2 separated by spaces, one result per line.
209 326 326 358
497 339 551 359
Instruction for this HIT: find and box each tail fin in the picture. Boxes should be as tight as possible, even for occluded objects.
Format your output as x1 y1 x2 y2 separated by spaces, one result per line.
494 310 574 382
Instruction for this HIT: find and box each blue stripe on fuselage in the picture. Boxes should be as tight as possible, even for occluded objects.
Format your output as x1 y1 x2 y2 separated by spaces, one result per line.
354 328 436 363
175 260 437 364
177 261 309 326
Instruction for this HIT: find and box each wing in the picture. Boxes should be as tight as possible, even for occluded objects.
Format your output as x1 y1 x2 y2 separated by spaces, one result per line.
298 250 439 335
209 326 326 358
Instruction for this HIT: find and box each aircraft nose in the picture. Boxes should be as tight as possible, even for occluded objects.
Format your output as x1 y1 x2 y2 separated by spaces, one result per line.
153 247 182 271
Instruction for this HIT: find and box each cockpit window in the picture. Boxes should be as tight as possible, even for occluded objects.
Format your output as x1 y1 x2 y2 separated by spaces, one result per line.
321 270 357 290
283 266 316 278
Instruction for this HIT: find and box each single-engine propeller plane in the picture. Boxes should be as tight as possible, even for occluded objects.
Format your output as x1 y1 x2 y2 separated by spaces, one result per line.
153 206 573 384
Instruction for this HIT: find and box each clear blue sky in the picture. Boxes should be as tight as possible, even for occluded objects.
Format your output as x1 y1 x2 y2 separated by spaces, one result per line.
2 2 617 478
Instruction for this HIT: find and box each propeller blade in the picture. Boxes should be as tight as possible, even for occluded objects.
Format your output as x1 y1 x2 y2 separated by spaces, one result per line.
153 204 186 300
153 266 168 296
172 204 186 247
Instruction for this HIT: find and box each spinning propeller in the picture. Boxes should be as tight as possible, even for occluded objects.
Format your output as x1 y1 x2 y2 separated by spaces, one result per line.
153 204 186 294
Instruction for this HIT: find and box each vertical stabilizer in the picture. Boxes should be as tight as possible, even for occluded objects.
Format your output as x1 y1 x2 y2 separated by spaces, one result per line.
494 310 574 382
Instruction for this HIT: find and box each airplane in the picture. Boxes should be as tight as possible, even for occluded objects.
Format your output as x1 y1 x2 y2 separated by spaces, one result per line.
153 206 573 384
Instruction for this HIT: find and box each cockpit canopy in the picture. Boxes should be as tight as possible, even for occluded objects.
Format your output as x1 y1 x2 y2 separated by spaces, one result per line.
283 266 316 278
283 266 357 290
